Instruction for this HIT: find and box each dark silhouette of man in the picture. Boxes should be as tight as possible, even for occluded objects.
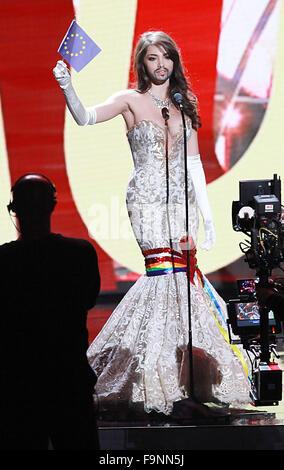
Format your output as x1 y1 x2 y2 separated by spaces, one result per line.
0 174 101 450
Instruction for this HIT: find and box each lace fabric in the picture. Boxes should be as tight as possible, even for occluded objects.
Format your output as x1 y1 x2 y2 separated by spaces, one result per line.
87 119 251 415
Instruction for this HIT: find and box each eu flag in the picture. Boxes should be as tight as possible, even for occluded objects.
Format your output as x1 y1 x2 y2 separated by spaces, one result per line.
58 19 101 72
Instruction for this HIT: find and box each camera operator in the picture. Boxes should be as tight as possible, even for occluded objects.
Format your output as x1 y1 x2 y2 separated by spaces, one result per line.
256 280 284 323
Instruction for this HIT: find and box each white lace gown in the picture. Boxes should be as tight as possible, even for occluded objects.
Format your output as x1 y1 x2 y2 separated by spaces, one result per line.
87 120 251 415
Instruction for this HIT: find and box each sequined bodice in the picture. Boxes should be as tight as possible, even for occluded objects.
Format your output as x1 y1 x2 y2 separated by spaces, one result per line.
125 119 199 251
126 119 195 205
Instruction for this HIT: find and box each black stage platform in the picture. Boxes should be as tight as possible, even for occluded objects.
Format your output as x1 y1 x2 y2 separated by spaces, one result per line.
98 415 284 451
96 362 284 451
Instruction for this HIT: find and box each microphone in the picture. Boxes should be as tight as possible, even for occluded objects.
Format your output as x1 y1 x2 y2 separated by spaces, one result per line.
173 92 183 108
161 107 169 121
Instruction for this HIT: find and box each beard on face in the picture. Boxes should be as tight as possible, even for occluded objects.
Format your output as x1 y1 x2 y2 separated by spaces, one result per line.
146 66 173 84
154 67 171 81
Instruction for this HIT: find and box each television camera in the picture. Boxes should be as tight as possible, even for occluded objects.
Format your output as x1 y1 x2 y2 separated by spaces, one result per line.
227 174 284 406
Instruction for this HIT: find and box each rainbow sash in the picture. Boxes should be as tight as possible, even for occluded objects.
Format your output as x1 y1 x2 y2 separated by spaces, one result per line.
142 247 204 285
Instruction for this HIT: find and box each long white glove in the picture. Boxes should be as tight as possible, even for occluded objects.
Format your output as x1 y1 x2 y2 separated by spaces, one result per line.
53 60 97 126
188 154 216 250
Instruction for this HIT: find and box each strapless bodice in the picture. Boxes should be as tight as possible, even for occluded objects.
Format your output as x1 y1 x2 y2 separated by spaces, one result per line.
127 119 191 166
126 119 195 205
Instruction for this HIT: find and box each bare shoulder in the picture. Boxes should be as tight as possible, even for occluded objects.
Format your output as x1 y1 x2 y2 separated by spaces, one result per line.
103 88 139 107
95 89 142 123
111 88 140 101
116 90 144 129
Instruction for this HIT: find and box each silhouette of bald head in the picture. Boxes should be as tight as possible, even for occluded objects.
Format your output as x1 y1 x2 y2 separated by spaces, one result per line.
9 174 57 216
8 174 57 239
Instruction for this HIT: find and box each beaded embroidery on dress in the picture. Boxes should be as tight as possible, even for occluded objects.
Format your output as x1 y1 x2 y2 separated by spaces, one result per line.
87 119 251 416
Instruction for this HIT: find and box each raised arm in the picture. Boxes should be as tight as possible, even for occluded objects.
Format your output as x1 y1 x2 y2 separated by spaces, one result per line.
53 60 128 125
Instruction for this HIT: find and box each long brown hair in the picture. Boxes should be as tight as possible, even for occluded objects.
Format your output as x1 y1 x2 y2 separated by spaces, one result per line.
133 31 201 130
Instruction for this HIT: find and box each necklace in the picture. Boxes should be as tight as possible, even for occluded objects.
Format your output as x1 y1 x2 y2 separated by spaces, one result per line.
147 89 172 110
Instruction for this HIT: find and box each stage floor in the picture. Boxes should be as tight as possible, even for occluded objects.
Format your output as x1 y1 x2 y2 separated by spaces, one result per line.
97 394 284 450
98 422 284 451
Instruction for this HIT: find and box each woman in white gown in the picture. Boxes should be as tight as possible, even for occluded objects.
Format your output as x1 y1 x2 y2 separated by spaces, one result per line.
53 31 251 417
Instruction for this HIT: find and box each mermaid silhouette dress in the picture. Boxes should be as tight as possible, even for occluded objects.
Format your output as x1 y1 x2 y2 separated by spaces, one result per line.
87 119 251 415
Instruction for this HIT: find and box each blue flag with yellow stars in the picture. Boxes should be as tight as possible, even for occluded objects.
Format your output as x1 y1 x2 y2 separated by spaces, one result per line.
58 19 101 72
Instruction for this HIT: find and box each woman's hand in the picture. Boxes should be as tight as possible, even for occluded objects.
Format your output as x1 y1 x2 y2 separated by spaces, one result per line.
53 60 71 89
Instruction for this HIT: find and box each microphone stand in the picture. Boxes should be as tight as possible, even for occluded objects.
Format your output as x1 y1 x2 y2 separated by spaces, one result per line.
162 107 175 271
170 95 229 423
173 94 195 400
